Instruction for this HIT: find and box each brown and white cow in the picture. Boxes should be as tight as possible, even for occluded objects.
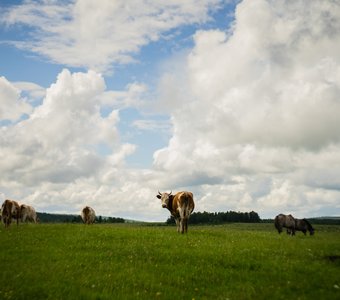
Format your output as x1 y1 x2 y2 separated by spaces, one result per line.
81 206 96 224
20 204 38 223
157 191 195 233
1 199 20 228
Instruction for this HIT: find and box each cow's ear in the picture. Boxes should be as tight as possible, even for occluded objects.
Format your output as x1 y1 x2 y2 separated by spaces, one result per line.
156 195 161 199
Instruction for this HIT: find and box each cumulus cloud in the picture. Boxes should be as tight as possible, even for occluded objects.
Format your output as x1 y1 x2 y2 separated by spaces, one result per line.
0 76 32 121
1 0 340 221
0 69 151 217
153 0 340 218
1 0 221 72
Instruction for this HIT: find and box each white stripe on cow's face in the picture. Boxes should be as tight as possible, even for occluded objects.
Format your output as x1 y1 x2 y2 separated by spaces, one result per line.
159 193 170 208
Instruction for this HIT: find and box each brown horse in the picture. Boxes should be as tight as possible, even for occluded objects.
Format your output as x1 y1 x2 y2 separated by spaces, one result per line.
294 218 315 235
274 214 296 235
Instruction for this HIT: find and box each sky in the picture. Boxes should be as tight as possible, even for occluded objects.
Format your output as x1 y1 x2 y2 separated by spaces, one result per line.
1 0 340 222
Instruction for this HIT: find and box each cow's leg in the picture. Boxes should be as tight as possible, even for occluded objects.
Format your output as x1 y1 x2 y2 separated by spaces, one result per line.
179 218 184 234
174 218 180 232
6 216 10 228
179 207 187 234
183 217 188 233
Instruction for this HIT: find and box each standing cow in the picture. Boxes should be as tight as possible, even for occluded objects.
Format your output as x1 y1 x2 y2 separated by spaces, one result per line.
157 191 195 233
81 206 96 224
20 204 38 223
1 199 20 228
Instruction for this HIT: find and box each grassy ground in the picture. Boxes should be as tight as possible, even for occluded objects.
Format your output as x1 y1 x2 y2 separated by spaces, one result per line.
0 223 339 299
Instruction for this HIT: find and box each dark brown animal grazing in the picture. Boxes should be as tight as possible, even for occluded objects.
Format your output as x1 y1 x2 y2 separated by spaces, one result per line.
294 218 315 235
157 191 195 233
1 199 20 228
274 213 296 235
81 206 96 224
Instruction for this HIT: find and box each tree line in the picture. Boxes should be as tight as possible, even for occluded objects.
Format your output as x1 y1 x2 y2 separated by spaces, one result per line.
35 211 340 225
37 212 124 223
166 210 261 225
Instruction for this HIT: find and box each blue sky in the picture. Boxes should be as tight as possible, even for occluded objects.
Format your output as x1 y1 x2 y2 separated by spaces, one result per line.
1 0 340 221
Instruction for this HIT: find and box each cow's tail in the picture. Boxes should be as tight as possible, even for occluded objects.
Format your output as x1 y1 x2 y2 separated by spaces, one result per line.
181 192 189 218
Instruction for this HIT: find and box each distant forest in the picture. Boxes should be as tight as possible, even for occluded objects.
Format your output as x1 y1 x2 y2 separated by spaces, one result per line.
36 211 340 225
37 212 124 224
167 210 261 225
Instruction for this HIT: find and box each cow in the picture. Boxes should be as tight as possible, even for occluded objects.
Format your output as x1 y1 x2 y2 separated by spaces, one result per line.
1 199 20 228
157 191 195 233
20 204 38 223
81 206 96 224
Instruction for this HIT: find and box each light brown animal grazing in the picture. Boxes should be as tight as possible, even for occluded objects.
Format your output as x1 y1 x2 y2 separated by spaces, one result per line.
81 206 96 224
1 199 20 228
157 191 195 233
20 204 38 223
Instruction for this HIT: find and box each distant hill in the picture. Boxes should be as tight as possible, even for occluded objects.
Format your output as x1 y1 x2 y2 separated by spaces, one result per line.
308 217 340 225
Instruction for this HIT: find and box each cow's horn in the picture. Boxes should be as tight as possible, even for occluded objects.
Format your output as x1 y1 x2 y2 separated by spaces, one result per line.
158 190 162 195
169 190 172 195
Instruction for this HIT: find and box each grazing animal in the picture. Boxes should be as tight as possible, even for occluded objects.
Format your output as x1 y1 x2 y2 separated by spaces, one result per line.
81 206 96 224
274 213 296 235
1 199 20 228
20 204 38 223
157 191 195 233
294 218 315 235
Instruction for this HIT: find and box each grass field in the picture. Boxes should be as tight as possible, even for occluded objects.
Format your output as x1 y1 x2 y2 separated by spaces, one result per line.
0 223 339 300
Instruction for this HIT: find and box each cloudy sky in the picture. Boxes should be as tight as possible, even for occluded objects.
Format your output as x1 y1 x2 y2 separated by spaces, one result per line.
1 0 340 221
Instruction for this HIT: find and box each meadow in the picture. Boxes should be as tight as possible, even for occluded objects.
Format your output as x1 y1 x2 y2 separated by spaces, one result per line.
0 223 339 300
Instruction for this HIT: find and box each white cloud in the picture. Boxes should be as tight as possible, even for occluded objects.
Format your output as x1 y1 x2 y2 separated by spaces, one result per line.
0 69 145 215
1 0 221 72
153 0 340 218
13 81 46 101
0 76 32 121
1 0 340 221
0 69 177 221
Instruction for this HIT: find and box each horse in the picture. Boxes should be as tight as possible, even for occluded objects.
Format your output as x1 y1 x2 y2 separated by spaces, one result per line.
294 218 315 235
274 214 296 235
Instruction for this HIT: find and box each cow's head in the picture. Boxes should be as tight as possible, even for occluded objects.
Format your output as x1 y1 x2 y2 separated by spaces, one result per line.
156 191 173 208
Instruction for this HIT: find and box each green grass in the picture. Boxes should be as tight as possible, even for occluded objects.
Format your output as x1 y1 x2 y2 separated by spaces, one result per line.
0 223 339 299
